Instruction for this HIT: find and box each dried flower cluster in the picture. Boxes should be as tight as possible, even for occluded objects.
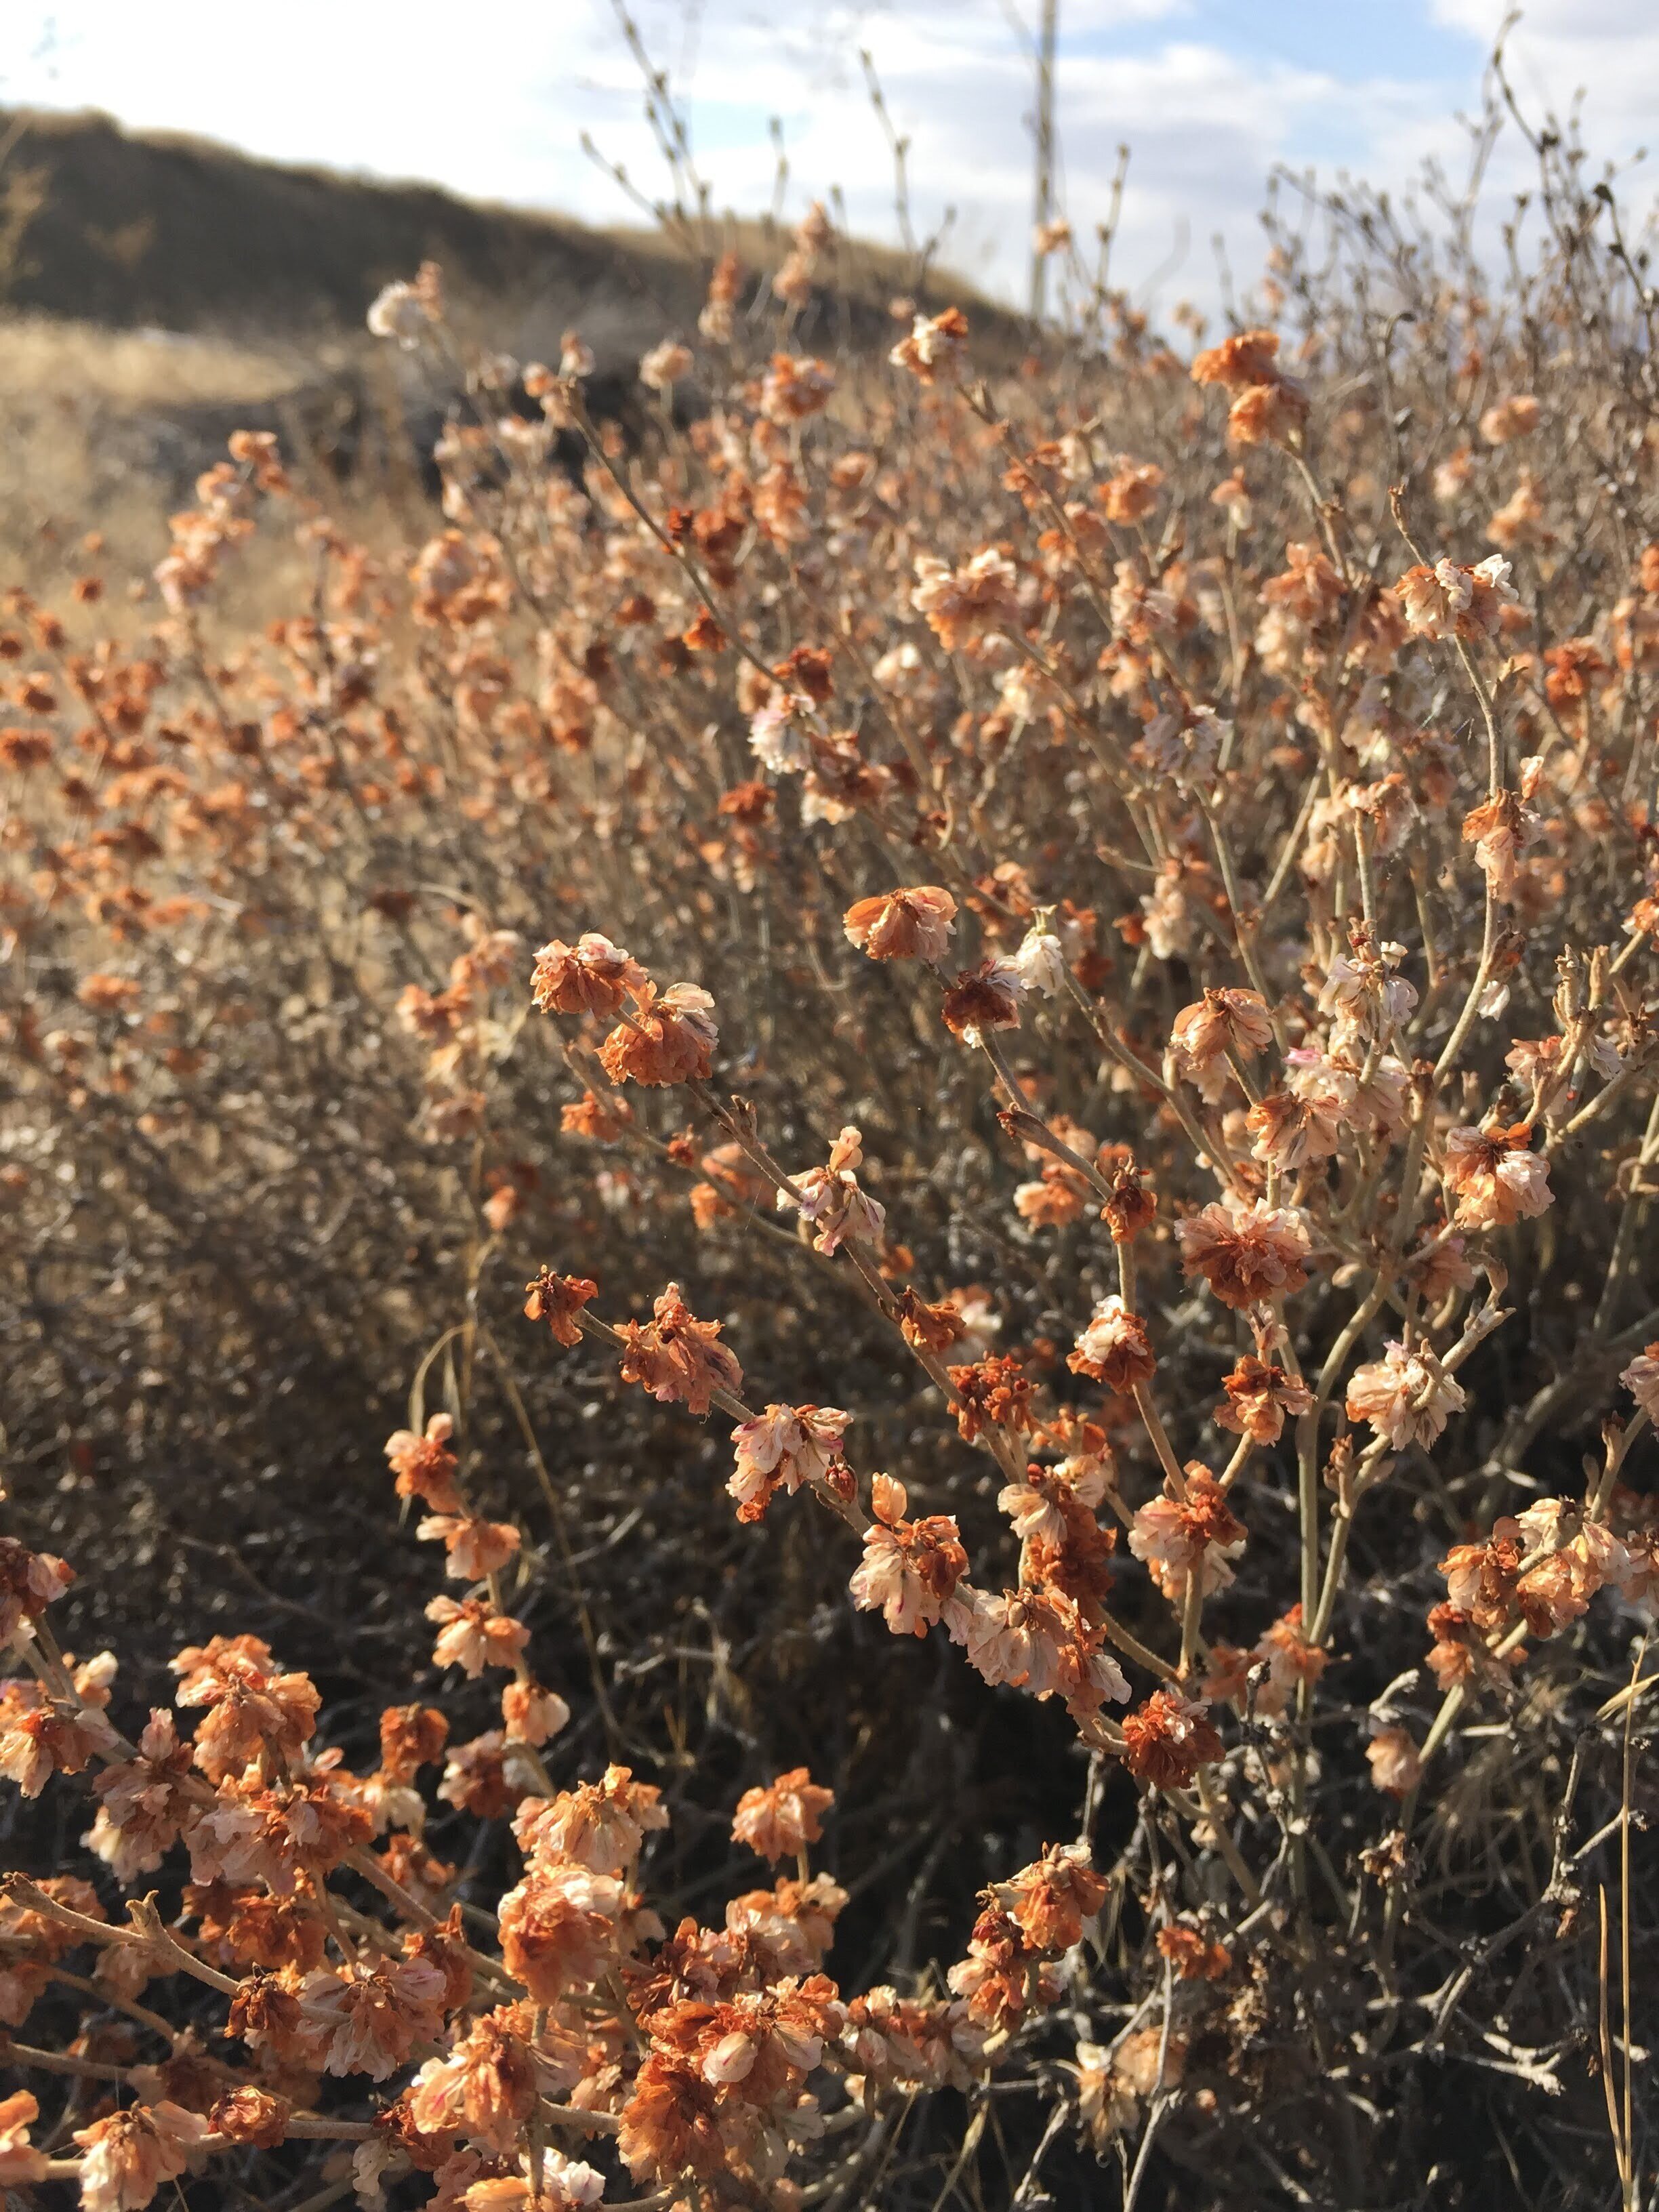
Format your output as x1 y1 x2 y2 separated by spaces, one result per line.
0 1459 1104 2207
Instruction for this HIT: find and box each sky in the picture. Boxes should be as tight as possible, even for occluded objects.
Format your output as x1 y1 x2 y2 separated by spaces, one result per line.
2 1 1657 316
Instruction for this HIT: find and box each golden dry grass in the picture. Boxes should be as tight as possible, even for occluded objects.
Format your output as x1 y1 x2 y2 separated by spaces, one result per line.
0 311 308 409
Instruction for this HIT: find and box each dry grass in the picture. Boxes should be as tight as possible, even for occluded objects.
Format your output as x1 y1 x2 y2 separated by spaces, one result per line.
0 314 306 409
0 314 324 595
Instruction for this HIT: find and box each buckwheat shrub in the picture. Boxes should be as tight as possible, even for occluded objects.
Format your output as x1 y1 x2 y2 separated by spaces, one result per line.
5 70 1659 2209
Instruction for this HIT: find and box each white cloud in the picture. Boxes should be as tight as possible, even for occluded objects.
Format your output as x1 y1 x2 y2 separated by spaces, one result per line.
1428 0 1659 138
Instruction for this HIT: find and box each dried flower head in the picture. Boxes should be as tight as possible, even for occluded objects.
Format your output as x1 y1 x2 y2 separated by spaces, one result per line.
1121 1691 1224 1788
530 933 642 1017
1441 1121 1552 1229
74 2102 210 2211
1346 1340 1467 1450
939 958 1024 1044
598 980 719 1087
1216 1355 1313 1443
731 1769 834 1862
616 1283 743 1416
1176 1201 1313 1309
523 1267 598 1347
1365 1725 1422 1796
1068 1296 1156 1394
842 885 957 962
890 305 969 383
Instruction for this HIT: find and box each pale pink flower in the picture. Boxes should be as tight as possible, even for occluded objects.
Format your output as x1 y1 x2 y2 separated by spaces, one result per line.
1169 987 1273 1092
1467 554 1520 630
889 305 969 383
1139 705 1227 790
0 2091 49 2187
171 1633 320 1780
728 1404 851 1519
843 884 957 962
0 1689 116 1797
1011 928 1068 996
1442 1124 1553 1229
1068 1294 1156 1393
497 1862 623 2001
997 1479 1067 1547
949 1584 1129 1707
1128 1492 1245 1601
512 1764 668 1875
1345 1340 1467 1450
953 1584 1042 1687
1396 558 1471 639
638 340 693 392
299 1956 449 2079
1621 1343 1659 1424
749 693 813 774
1176 1201 1313 1309
910 548 1023 649
1366 1726 1422 1796
1248 1080 1343 1172
848 1487 968 1639
530 932 642 1017
778 1126 886 1254
83 1708 194 1880
760 353 836 423
407 2016 537 2152
75 2102 209 2211
1480 394 1540 444
426 1597 531 1677
939 958 1025 1045
731 1767 834 1862
850 1528 935 1637
417 1516 523 1580
1318 940 1416 1048
1570 1516 1638 1601
544 2150 609 2207
184 1777 367 1896
0 1540 73 1644
501 1680 571 1746
464 2150 609 2209
367 281 433 346
1139 859 1194 958
1462 791 1540 899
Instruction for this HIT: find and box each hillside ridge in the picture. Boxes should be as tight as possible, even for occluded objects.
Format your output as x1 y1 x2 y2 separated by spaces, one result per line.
0 104 994 353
